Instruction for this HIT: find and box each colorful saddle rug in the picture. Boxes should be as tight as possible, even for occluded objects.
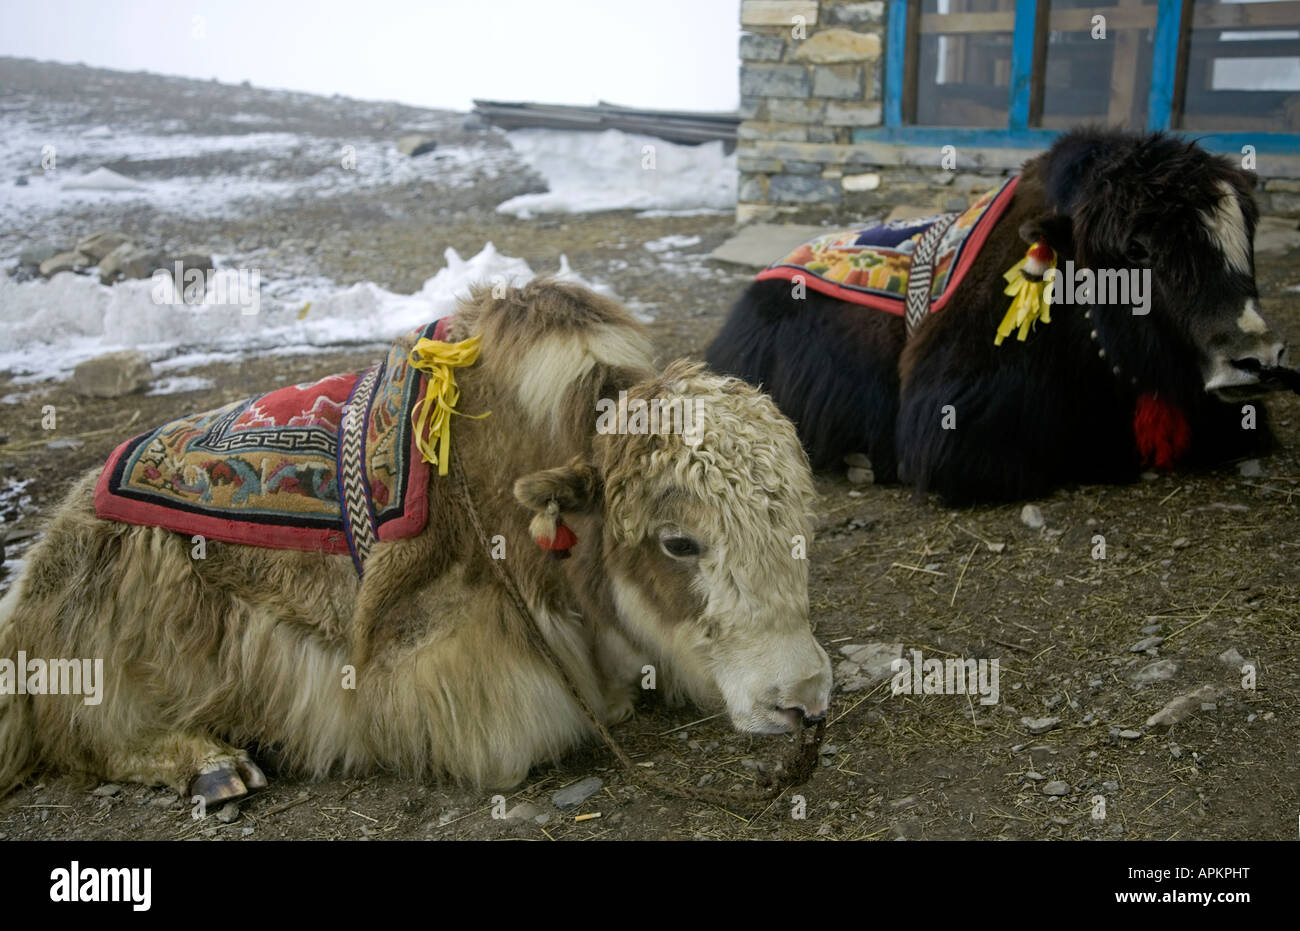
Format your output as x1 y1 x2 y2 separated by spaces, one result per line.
94 317 453 574
756 175 1019 315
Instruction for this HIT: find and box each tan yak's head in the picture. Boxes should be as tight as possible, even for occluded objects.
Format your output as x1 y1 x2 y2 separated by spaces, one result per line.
516 359 832 734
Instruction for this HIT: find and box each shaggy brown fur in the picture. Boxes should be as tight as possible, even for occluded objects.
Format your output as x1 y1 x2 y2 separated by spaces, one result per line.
0 278 831 799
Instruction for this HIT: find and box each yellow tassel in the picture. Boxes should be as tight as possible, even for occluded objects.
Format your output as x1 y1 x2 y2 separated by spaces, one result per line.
994 252 1056 346
408 334 489 476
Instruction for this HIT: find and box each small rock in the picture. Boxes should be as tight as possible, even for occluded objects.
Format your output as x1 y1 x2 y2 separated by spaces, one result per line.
76 230 131 261
839 642 902 684
986 541 1006 553
1130 636 1165 652
816 823 833 836
552 776 603 810
1238 459 1263 478
91 783 122 797
843 452 872 468
1171 537 1190 550
150 794 176 809
39 250 90 277
396 134 438 157
1024 771 1045 780
97 241 137 283
846 465 874 485
1141 624 1162 635
1020 504 1045 530
835 660 861 679
241 827 254 836
534 813 550 825
45 438 84 450
116 246 167 280
1146 685 1219 732
504 802 542 822
215 802 240 823
1021 716 1061 735
1117 729 1143 740
1041 781 1070 796
1218 647 1245 668
72 350 153 398
1129 659 1178 686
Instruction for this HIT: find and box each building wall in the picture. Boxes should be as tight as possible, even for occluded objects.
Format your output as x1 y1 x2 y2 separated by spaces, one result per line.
737 0 1300 221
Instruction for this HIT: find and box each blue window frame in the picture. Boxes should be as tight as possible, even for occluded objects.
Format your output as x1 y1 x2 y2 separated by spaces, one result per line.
862 0 1300 154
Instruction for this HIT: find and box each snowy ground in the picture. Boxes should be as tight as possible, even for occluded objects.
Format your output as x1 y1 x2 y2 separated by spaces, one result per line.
0 60 734 391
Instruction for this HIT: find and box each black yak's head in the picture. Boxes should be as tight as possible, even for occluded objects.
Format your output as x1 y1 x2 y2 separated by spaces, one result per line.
1026 128 1286 401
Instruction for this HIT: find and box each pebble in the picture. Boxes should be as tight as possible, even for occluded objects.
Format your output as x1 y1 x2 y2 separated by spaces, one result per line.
552 776 603 810
241 827 254 836
1238 459 1263 478
1141 624 1162 635
1024 771 1045 781
504 802 542 822
1041 781 1070 796
1020 504 1045 530
1130 636 1165 652
846 466 874 485
1146 685 1219 731
816 823 833 836
1218 647 1245 668
1171 537 1190 550
986 541 1006 553
1117 729 1143 740
92 784 122 797
149 795 176 809
215 802 240 823
1129 659 1178 685
1020 716 1061 735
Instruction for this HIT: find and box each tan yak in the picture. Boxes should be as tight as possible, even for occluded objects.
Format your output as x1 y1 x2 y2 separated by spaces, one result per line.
0 279 831 803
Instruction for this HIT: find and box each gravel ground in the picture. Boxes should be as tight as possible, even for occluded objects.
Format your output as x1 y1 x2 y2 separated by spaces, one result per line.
1 59 1297 841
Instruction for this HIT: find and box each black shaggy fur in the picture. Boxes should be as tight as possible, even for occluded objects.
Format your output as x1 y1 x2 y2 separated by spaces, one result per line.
707 129 1278 505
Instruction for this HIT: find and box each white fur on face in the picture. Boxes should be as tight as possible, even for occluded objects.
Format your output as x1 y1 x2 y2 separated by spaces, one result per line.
1203 180 1251 277
1238 299 1269 336
513 327 652 430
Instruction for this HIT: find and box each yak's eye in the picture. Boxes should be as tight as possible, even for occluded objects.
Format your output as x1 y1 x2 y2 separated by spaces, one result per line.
661 535 702 558
1126 237 1150 264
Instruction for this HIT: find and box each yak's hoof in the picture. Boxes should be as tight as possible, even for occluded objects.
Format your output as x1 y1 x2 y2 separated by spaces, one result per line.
236 757 268 790
190 764 248 805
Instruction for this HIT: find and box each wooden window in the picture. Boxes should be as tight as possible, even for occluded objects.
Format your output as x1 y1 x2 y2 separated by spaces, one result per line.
871 0 1300 151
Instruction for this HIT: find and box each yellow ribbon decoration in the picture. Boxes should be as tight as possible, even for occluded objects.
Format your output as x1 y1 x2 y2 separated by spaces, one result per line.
995 253 1056 346
408 334 488 476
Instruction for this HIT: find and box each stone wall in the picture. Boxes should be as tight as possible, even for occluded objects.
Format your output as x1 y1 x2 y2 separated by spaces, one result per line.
738 1 889 222
737 0 1300 221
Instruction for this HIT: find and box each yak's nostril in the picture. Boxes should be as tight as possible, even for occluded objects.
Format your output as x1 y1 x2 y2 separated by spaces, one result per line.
802 709 827 724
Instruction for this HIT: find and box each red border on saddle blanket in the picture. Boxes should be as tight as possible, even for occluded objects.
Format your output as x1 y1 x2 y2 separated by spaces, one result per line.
754 175 1021 316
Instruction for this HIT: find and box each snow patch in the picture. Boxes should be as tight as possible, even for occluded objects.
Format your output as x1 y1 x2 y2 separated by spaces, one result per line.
0 244 612 383
497 129 735 217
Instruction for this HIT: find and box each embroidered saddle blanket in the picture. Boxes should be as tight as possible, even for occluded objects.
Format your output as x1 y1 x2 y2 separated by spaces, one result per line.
756 175 1019 315
94 317 453 573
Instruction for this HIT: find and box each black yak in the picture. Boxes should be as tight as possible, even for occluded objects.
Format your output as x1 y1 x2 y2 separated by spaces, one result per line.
707 129 1287 505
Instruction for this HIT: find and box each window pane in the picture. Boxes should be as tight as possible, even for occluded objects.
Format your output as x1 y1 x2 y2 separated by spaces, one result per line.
1181 0 1300 132
1040 0 1157 130
915 0 1017 127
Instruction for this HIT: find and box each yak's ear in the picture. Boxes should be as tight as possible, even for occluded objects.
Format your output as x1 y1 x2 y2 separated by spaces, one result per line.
514 457 601 514
1019 214 1075 259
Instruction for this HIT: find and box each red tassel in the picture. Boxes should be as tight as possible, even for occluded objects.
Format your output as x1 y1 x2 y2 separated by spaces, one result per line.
535 522 577 557
1133 392 1191 470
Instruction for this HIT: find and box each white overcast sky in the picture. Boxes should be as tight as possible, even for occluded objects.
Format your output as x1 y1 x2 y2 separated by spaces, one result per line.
0 0 742 112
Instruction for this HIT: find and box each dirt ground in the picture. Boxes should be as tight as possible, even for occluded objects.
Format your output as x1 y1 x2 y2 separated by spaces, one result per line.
1 62 1297 842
